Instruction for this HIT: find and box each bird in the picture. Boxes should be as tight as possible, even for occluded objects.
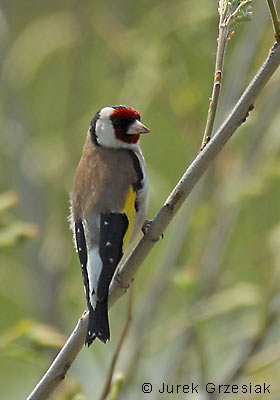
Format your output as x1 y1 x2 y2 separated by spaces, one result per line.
70 105 150 346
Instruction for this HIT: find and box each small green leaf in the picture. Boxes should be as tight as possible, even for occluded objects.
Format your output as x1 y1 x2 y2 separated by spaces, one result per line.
0 191 19 213
0 221 39 247
0 319 66 351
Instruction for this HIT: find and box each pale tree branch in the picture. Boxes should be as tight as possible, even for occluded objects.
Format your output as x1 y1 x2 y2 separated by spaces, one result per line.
26 41 280 400
27 312 88 400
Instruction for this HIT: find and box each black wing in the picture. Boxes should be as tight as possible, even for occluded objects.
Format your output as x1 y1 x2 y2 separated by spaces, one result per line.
97 212 128 300
75 220 91 309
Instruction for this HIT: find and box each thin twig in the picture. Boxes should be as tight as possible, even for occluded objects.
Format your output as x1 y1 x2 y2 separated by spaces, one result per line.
230 1 251 21
219 1 267 118
99 285 134 400
202 0 253 149
193 327 208 388
201 14 228 148
267 0 280 42
26 42 280 400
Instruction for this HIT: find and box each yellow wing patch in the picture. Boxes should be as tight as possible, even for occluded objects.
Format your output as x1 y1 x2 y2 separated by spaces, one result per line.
122 185 136 251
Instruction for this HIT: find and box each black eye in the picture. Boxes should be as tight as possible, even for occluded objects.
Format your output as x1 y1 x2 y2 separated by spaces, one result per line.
111 116 121 126
111 116 134 133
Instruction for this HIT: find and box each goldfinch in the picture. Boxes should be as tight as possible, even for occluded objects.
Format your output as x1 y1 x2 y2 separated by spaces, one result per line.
70 105 149 346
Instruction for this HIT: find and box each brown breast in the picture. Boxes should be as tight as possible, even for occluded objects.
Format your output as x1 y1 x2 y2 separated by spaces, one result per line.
72 134 137 221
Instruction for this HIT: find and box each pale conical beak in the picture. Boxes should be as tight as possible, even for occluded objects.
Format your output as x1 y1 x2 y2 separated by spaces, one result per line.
127 120 150 135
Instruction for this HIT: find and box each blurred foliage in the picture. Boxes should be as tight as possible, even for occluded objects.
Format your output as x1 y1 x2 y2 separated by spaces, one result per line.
0 190 39 247
107 373 125 400
1 0 280 399
219 0 253 31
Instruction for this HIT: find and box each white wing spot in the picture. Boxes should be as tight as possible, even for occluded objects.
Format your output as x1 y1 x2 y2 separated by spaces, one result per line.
78 247 82 251
105 241 111 246
104 221 109 225
77 229 80 233
109 258 114 263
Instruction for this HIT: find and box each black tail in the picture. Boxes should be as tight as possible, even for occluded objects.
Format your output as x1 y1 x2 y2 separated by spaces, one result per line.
86 297 110 346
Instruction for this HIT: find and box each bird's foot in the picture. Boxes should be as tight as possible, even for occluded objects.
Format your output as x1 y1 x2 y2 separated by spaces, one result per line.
142 219 152 235
142 219 164 242
114 270 131 290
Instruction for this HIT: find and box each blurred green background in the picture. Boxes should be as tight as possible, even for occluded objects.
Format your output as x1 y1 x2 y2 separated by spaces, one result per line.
1 1 280 399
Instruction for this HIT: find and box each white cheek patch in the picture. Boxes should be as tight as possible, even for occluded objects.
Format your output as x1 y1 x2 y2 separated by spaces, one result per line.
95 107 119 148
87 246 103 309
99 107 115 119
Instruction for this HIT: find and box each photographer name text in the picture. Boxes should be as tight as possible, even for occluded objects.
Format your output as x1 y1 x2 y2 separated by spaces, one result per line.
141 382 271 395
